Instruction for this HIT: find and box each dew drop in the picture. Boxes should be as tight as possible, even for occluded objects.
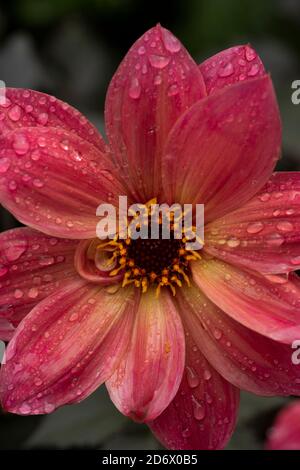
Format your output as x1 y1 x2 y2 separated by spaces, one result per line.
37 112 49 125
246 222 264 234
247 64 259 77
192 396 206 421
218 62 234 77
276 221 293 232
259 193 270 202
138 46 146 55
266 233 284 247
13 133 29 156
245 45 256 61
28 287 39 299
213 328 223 340
8 105 22 122
203 369 212 381
0 157 10 174
33 178 44 188
168 84 179 96
129 77 141 99
227 237 240 248
14 289 24 299
149 54 170 69
186 366 200 388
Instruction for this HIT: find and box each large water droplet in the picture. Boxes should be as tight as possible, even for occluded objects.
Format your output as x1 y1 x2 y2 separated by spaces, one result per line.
246 222 264 234
218 62 234 77
8 105 22 122
245 45 256 61
186 366 200 388
149 54 170 69
247 64 259 77
192 396 206 421
129 77 141 99
37 112 49 125
13 133 29 156
276 221 293 232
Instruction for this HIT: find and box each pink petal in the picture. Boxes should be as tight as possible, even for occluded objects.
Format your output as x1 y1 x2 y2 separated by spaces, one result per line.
192 259 300 344
0 126 125 238
205 172 300 274
179 284 300 396
0 88 107 153
149 323 239 450
106 289 185 422
0 280 138 414
105 25 206 202
162 76 281 222
0 227 79 327
0 318 15 341
199 45 265 95
266 401 300 450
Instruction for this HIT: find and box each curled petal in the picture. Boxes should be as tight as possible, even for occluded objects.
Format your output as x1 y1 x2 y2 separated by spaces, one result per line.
192 259 300 344
74 239 123 285
179 284 300 396
106 289 185 422
162 76 281 221
0 280 138 414
199 45 265 95
266 401 300 450
105 24 206 201
0 227 78 327
149 324 239 450
0 127 125 238
0 88 107 153
205 172 300 274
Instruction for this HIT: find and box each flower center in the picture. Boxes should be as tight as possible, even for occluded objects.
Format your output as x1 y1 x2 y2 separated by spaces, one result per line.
95 199 202 296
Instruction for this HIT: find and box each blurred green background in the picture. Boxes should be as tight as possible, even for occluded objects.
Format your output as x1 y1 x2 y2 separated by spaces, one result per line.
0 0 300 450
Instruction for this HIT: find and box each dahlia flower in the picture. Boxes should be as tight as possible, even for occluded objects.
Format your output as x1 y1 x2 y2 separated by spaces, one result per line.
0 25 300 450
266 400 300 450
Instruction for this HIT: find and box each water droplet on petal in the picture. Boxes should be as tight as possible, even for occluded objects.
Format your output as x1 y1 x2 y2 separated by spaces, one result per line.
203 369 212 381
14 289 24 299
168 84 179 96
129 77 141 99
37 112 49 125
33 178 44 188
218 62 234 77
276 221 293 232
138 46 146 55
245 45 256 61
0 157 10 174
28 287 39 299
259 193 270 202
227 237 240 248
266 233 284 247
186 366 200 388
247 64 259 77
8 105 22 122
246 222 264 234
213 328 222 340
149 54 170 69
192 396 206 421
13 133 29 156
